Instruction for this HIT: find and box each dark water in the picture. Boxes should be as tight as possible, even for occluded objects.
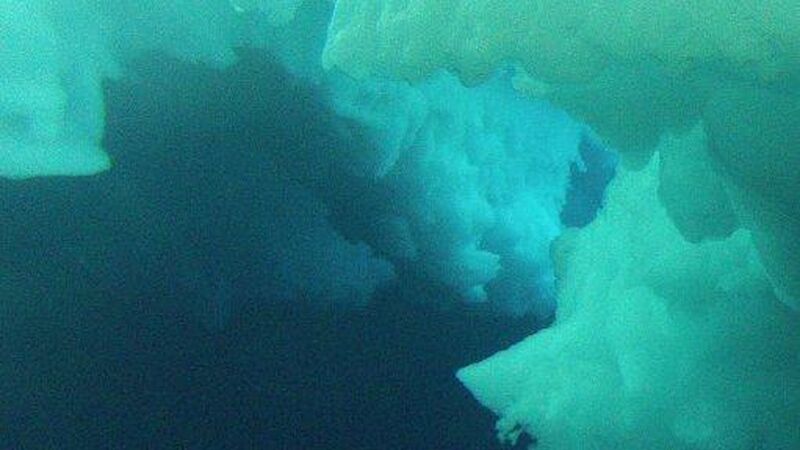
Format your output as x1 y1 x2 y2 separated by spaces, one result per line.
0 53 536 449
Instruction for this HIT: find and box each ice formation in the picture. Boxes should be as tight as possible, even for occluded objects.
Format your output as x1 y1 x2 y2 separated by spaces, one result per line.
459 156 800 448
0 2 112 178
323 72 584 314
1 1 591 315
321 1 800 448
2 1 798 448
324 0 800 307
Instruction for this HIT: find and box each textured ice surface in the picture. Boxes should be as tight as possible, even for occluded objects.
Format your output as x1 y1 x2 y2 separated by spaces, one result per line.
321 0 800 447
3 2 796 448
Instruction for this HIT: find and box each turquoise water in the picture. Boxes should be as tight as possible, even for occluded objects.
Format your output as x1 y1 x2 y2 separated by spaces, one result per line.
2 2 798 449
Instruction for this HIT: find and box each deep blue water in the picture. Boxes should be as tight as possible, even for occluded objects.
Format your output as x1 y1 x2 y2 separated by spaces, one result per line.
0 53 538 449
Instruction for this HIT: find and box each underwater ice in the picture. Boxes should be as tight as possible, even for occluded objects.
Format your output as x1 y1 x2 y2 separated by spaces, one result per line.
325 72 586 315
2 1 798 448
325 1 800 448
0 0 592 316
